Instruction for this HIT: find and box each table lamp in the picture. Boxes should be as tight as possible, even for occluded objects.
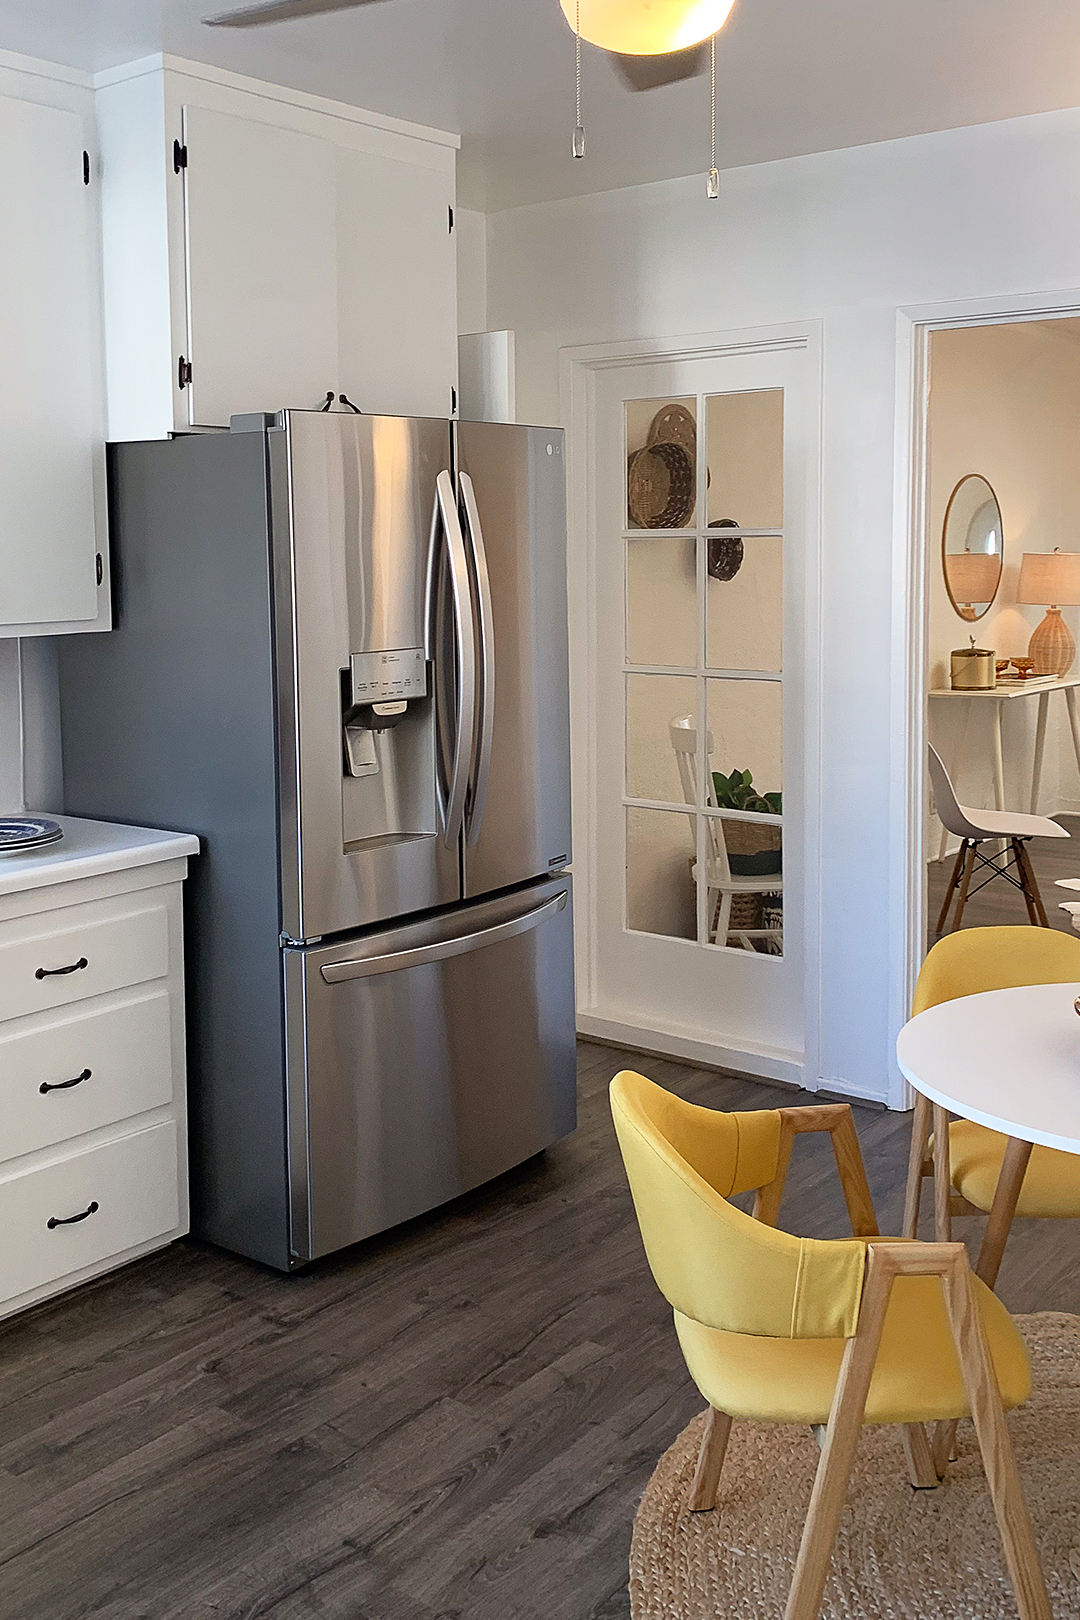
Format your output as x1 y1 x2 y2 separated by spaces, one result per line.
945 551 1000 621
1016 549 1080 676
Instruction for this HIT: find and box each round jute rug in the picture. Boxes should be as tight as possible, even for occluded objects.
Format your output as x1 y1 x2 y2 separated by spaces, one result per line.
630 1313 1080 1619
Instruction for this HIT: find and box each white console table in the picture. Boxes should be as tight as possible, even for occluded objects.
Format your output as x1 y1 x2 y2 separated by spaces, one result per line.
929 676 1080 859
0 816 199 1319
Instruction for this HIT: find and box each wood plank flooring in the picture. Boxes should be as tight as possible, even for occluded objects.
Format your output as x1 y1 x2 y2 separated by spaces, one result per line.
1 1040 1078 1619
927 812 1080 949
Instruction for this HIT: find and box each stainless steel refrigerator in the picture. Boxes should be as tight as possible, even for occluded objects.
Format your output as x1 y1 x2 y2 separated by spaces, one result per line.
58 409 576 1270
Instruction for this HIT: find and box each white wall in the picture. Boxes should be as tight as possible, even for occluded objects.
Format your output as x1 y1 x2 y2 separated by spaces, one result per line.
456 206 487 334
484 106 1080 1102
927 319 1080 825
0 638 61 813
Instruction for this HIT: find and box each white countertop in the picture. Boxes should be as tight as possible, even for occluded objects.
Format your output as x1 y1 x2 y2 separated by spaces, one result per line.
0 816 200 897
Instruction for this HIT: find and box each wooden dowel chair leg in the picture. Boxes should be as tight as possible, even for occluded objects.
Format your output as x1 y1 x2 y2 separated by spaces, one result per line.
931 1417 959 1479
901 1422 940 1489
950 842 977 932
902 1091 932 1240
1017 840 1050 928
1013 840 1040 927
976 1135 1033 1290
687 1406 732 1511
935 842 966 936
930 1134 1032 1479
942 1263 1053 1620
932 1105 953 1242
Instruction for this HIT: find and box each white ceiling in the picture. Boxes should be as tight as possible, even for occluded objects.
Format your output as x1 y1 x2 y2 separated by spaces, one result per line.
2 0 1080 211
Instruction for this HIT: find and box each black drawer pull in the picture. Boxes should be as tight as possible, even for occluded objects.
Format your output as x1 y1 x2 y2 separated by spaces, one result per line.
40 1068 92 1095
47 1200 99 1230
35 957 88 980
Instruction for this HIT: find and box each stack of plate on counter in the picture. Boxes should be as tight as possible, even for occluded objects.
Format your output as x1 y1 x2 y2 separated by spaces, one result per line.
0 816 63 854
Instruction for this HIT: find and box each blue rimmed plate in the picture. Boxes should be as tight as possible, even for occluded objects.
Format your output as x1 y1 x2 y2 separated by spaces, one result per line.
0 817 63 852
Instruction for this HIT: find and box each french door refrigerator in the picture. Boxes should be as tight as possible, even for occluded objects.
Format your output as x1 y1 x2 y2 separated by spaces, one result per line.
58 409 576 1270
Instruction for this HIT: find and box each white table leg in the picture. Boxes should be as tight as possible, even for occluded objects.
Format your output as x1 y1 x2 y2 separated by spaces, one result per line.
992 701 1005 811
938 700 976 862
1066 686 1080 795
1031 692 1049 815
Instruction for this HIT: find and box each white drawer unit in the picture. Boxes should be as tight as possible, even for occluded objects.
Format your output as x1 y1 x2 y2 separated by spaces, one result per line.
0 990 172 1161
0 901 169 1023
0 1122 179 1304
0 816 198 1320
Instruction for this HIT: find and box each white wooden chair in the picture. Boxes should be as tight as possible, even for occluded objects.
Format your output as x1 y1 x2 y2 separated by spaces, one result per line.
928 742 1068 933
669 715 782 950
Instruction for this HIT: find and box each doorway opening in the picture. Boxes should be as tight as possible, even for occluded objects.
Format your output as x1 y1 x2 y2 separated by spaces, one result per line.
920 317 1080 959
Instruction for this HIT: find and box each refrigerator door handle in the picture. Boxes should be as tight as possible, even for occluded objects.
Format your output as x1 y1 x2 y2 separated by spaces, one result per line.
459 471 496 848
319 889 567 983
430 468 476 849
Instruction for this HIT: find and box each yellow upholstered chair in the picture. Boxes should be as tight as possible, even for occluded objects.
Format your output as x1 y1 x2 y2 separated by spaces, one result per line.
611 1069 1049 1620
903 926 1080 1288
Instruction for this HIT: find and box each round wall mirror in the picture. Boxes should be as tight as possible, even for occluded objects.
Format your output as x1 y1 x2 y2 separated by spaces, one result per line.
942 474 1004 622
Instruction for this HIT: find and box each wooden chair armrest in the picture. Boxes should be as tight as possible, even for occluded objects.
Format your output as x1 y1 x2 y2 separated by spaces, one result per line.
752 1103 879 1238
864 1239 968 1277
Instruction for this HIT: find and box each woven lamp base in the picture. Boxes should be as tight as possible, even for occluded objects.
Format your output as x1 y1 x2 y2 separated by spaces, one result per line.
1028 606 1076 677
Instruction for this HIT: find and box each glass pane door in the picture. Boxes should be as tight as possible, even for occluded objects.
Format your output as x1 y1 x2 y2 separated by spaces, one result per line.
623 388 785 954
591 346 807 1072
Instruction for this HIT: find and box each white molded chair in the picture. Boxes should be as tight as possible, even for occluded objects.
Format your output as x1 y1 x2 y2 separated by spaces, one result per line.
928 742 1068 934
669 715 782 950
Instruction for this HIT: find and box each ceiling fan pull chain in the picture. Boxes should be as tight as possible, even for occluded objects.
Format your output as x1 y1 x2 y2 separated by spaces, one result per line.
707 33 719 198
573 0 586 158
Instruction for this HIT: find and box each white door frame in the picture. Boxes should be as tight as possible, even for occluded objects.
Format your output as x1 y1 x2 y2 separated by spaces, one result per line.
560 320 824 1089
892 286 1080 1106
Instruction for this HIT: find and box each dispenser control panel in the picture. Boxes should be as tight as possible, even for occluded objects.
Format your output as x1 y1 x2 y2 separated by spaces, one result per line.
349 648 427 706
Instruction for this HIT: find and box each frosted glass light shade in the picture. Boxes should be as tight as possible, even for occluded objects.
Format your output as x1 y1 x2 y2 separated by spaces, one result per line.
1016 550 1080 606
559 0 737 54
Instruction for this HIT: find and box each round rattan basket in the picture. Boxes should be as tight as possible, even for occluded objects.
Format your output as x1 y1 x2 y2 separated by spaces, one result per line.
628 441 695 529
647 402 697 458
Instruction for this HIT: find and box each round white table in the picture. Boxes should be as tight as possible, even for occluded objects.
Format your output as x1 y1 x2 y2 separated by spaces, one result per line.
897 979 1080 1287
897 981 1080 1157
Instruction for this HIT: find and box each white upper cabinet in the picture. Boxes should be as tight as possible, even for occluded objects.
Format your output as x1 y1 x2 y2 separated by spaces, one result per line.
0 60 109 638
97 58 460 439
182 105 338 426
336 146 458 420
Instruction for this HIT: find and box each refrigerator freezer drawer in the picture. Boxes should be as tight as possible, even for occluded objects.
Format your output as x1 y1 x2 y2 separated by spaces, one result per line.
285 875 577 1262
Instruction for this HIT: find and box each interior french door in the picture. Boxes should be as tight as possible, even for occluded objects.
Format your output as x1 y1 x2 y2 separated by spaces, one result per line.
590 345 808 1073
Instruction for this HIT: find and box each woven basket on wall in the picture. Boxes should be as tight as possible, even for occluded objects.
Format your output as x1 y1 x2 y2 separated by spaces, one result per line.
627 441 695 529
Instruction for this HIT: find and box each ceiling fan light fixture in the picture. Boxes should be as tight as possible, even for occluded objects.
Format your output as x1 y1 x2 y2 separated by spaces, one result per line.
559 0 735 56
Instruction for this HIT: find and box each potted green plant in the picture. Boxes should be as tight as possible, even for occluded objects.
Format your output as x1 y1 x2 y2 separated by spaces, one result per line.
711 768 783 876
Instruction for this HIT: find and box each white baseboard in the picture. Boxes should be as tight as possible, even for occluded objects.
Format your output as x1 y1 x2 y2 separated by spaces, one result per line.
812 1070 889 1106
576 1007 805 1088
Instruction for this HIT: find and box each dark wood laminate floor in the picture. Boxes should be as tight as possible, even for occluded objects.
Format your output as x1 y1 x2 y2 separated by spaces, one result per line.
2 1041 1078 1620
927 812 1080 950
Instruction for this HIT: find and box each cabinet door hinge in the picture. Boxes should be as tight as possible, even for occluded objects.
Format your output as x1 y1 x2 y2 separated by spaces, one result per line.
178 355 193 390
448 204 454 233
173 139 188 174
82 150 91 186
95 553 103 587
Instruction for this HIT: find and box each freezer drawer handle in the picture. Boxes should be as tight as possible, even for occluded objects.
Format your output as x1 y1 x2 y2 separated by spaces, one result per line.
319 890 568 983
